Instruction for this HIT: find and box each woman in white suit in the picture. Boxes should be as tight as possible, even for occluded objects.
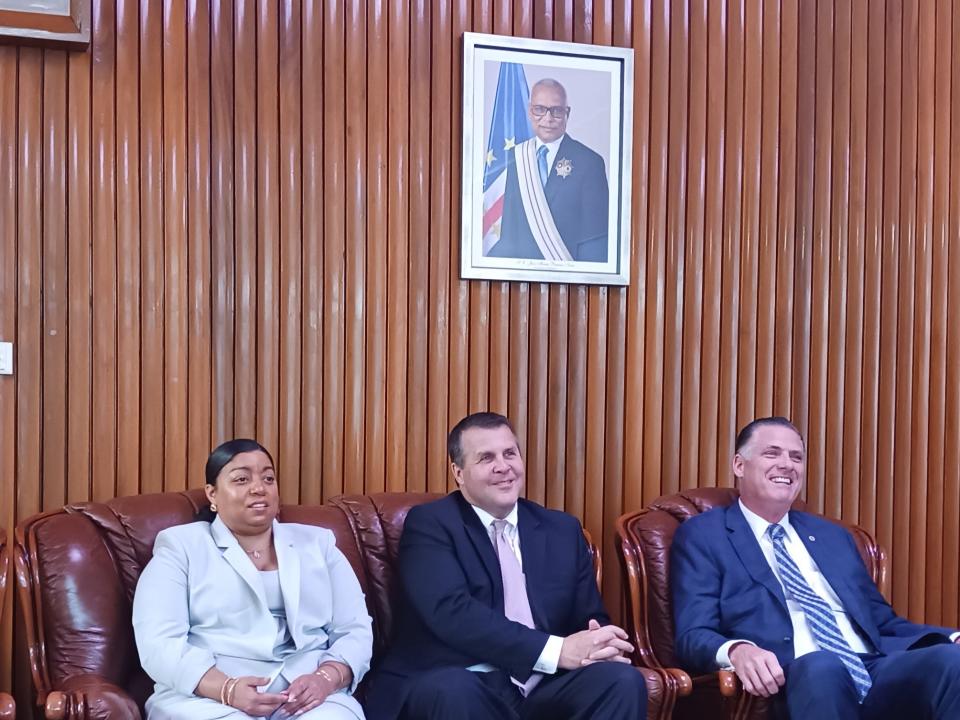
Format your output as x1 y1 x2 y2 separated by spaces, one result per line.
133 439 372 719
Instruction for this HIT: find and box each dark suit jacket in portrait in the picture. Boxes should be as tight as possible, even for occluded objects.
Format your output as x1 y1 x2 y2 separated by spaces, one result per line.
489 134 609 263
363 491 608 720
670 503 955 675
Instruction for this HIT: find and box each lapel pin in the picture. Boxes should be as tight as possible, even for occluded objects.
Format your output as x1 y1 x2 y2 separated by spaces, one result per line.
808 535 816 541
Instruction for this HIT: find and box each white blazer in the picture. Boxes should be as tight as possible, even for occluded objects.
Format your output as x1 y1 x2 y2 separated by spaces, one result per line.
132 516 372 719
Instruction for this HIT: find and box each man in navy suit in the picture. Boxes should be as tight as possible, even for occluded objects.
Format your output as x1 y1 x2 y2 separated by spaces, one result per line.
487 79 609 263
363 412 647 719
671 416 960 719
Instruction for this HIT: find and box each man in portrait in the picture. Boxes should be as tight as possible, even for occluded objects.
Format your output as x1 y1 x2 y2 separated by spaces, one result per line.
486 78 610 263
363 412 648 720
671 416 960 719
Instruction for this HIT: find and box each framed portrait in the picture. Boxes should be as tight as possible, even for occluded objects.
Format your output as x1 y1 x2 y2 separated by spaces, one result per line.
0 0 90 48
460 32 633 286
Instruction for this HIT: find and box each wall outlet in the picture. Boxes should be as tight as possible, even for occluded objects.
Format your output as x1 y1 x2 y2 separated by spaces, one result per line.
0 342 12 375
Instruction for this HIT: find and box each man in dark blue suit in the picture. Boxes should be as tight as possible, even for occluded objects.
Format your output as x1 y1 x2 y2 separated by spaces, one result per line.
363 412 647 720
487 79 609 263
671 416 960 719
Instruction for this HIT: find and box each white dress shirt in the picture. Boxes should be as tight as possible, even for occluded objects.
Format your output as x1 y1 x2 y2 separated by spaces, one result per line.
468 504 564 675
716 500 873 667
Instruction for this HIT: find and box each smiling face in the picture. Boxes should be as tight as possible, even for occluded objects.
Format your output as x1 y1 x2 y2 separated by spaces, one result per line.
733 423 805 522
452 425 525 519
204 450 279 536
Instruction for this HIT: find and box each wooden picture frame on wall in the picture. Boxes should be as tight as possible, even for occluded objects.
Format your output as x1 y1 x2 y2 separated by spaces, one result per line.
0 0 90 49
460 32 634 286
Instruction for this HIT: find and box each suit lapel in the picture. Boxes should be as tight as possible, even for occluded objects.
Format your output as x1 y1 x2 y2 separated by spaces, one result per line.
791 512 878 646
273 521 302 641
517 502 547 629
544 136 569 201
211 516 268 610
455 493 504 604
726 503 788 612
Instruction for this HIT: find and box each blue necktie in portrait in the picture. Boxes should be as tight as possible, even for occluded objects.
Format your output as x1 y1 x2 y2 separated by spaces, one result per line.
537 144 549 186
767 524 873 702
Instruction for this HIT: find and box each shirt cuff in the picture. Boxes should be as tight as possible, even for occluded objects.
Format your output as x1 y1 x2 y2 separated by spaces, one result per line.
533 635 564 674
716 639 755 669
950 632 960 643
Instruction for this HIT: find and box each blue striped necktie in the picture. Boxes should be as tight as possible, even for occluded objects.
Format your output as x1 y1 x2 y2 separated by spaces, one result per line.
767 523 873 702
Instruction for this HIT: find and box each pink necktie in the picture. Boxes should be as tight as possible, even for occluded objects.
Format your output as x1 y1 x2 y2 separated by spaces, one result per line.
492 519 540 695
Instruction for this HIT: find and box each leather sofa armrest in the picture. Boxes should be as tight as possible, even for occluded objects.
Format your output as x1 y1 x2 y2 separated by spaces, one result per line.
44 675 141 720
717 669 739 696
690 669 739 697
628 664 695 720
0 692 13 720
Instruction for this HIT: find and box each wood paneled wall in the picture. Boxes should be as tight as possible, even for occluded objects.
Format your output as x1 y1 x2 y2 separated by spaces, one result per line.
1 0 959 702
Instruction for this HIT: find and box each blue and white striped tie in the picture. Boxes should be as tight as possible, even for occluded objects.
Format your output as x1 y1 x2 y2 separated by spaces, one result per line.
767 523 873 702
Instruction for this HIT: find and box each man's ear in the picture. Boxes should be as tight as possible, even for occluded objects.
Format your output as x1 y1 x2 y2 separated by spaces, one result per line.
732 453 745 479
450 462 464 486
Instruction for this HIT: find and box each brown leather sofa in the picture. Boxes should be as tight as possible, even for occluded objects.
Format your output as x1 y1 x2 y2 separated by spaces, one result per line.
15 489 671 719
616 487 888 720
0 528 15 720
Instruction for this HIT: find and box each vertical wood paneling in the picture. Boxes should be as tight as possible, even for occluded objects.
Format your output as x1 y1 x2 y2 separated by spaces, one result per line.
301 0 325 503
755 0 779 417
18 48 44 522
405 0 429 492
255 0 281 455
622 0 649 512
924 0 957 617
89 0 118 504
825 0 850 520
427 0 453 495
115 0 141 499
363 0 387 496
383 0 409 493
139 0 164 496
0 44 18 693
41 52 68 511
718 0 745 488
641 0 667 503
877 0 903 607
183 0 211 489
844 0 867 525
279 0 303 505
66 47 92 505
234 0 258 439
943 0 960 625
7 0 960 703
210 0 235 445
697 0 724 487
343 3 367 492
342 0 366 496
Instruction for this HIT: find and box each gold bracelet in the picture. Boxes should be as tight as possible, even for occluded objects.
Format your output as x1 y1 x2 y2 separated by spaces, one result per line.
219 676 234 706
316 667 337 685
225 677 240 707
315 662 346 688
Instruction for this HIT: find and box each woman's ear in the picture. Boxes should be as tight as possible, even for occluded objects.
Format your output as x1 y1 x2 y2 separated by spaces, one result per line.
204 483 217 510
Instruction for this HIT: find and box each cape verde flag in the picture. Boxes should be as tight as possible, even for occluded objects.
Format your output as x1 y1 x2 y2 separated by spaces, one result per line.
482 63 533 254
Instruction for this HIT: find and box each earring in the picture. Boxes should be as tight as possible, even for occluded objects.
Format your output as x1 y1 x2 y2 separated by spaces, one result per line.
210 503 217 512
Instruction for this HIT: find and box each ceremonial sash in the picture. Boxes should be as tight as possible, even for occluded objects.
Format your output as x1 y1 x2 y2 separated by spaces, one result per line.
514 140 573 262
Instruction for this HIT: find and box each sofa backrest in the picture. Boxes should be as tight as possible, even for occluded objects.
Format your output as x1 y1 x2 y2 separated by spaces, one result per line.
15 489 440 713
